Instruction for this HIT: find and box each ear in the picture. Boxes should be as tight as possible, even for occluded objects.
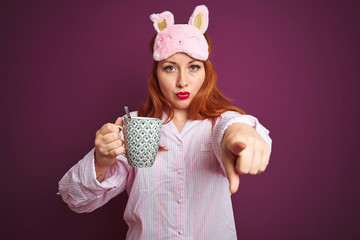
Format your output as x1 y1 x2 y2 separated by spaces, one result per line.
150 11 174 33
188 5 209 33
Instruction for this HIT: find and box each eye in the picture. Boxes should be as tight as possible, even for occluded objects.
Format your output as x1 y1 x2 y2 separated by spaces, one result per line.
189 64 201 71
158 35 172 42
164 65 176 72
190 36 200 42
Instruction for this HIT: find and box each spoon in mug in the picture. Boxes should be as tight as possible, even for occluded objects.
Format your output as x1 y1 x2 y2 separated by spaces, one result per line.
124 106 131 118
116 106 131 130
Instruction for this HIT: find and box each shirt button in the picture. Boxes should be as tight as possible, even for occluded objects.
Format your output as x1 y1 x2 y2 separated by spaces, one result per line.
178 230 183 235
178 199 182 204
177 142 181 146
177 169 182 175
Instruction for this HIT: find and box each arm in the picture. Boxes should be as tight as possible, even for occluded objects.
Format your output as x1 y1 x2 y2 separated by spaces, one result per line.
58 117 131 213
58 149 131 213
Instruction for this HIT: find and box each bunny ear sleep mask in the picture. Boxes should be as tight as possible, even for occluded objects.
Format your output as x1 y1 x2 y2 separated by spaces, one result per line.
150 5 209 61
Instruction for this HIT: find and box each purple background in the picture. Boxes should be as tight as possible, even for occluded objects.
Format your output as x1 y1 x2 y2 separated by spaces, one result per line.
1 0 359 239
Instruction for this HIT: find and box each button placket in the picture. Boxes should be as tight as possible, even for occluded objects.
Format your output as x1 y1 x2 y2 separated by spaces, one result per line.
176 139 185 238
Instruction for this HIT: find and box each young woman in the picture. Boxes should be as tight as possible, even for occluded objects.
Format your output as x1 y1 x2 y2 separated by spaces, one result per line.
59 5 272 239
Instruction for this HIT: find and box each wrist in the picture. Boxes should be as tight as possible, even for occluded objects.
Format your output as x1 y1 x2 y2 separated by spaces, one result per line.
94 152 112 182
94 161 110 183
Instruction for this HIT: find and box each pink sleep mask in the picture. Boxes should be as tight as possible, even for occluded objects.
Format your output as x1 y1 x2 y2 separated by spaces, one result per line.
150 5 209 61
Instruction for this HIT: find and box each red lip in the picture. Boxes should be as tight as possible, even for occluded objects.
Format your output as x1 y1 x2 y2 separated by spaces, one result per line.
176 92 190 100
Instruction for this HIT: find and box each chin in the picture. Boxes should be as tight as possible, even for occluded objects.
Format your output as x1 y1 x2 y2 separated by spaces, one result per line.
172 103 191 111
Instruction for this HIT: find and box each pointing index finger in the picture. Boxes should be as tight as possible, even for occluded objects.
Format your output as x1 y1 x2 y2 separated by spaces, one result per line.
222 150 240 194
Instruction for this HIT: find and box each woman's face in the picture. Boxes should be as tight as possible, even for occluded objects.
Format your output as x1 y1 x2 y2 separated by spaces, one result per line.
157 53 205 111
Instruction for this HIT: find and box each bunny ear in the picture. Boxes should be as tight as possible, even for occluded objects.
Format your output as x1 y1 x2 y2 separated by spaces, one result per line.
150 11 174 33
188 5 209 33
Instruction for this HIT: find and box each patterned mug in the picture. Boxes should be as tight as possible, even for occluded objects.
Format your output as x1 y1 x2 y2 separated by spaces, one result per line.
120 117 162 168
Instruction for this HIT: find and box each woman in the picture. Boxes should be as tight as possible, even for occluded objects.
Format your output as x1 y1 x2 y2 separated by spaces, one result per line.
59 5 272 239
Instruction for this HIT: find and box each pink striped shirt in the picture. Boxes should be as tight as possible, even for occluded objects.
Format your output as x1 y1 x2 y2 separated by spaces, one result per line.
58 111 272 240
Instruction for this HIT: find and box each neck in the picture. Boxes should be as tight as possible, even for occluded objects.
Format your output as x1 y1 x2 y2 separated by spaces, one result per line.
172 108 189 133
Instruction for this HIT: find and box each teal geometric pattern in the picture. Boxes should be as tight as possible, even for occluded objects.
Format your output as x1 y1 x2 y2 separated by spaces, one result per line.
123 117 162 168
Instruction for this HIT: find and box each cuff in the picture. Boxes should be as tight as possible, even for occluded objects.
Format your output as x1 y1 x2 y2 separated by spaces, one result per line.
79 148 117 191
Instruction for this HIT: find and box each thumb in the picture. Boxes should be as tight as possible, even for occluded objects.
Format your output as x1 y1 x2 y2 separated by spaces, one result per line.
114 117 124 131
222 154 240 194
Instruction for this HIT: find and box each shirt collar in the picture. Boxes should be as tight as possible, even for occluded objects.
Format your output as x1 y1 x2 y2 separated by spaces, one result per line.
161 111 202 139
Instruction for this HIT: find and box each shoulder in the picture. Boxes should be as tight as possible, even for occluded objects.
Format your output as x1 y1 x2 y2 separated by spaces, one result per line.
214 111 258 130
218 111 244 120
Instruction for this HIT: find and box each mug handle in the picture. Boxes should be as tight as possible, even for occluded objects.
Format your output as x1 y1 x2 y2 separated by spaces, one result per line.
115 125 126 157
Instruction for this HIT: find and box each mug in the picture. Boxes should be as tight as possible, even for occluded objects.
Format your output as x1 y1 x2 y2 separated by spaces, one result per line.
119 116 162 168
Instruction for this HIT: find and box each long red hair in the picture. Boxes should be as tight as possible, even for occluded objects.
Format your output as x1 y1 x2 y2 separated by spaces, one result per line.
138 34 245 124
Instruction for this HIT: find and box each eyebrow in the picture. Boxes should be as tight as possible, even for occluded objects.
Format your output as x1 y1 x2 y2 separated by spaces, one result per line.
162 61 177 65
161 60 199 65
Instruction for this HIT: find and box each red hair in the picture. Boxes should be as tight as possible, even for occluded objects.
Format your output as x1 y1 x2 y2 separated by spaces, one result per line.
138 34 245 124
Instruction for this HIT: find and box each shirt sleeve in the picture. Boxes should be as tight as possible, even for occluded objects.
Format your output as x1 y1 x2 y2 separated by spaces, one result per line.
211 111 272 174
58 148 132 213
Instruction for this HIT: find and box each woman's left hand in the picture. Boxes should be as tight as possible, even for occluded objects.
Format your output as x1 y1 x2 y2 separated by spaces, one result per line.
221 123 270 194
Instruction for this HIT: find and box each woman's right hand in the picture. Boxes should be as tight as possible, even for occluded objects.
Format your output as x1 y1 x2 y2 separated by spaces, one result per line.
94 117 125 181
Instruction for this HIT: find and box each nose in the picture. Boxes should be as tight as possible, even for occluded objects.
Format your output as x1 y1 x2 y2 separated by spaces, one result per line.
176 69 188 88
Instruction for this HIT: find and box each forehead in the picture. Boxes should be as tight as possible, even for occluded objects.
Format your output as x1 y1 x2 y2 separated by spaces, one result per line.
162 53 202 63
